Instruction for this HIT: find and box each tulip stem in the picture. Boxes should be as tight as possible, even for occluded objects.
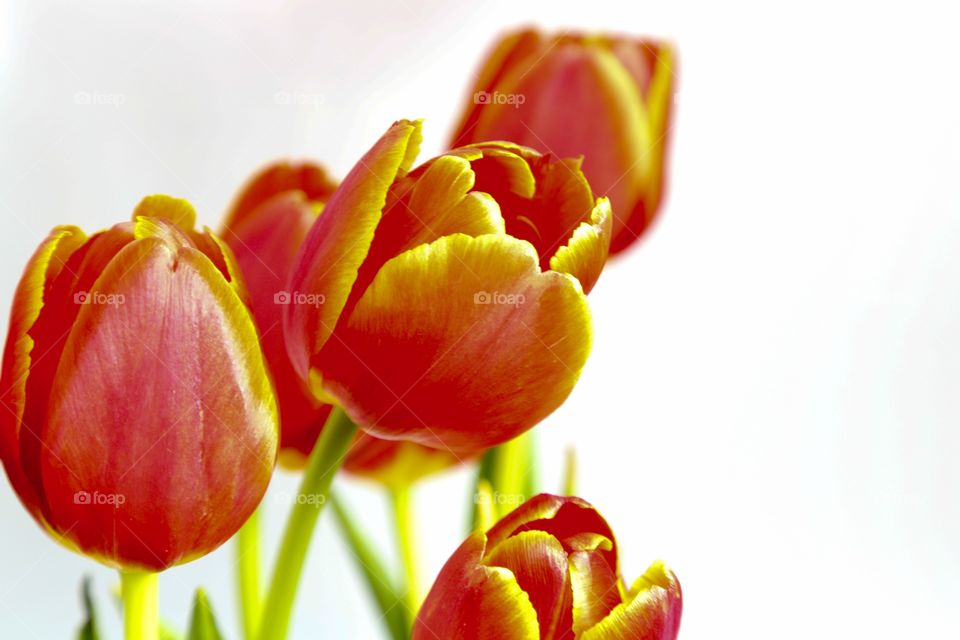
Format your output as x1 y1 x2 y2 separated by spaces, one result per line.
256 407 358 640
237 507 263 640
120 570 158 640
391 485 421 618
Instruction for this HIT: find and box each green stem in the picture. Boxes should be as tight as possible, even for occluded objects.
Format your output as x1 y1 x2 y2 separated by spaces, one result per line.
237 507 263 640
331 495 410 640
120 570 159 640
256 407 358 640
391 485 421 617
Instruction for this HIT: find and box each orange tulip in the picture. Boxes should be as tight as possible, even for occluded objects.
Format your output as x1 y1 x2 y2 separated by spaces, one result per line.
284 120 610 454
451 29 676 254
222 161 465 483
0 196 278 571
413 494 682 640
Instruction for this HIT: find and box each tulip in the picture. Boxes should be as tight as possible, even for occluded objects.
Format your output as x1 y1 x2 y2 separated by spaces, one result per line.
222 161 463 484
413 493 682 640
451 29 676 254
284 119 611 455
0 195 278 572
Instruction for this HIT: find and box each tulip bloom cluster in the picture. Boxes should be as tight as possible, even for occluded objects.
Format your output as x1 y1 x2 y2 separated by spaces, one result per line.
0 25 680 640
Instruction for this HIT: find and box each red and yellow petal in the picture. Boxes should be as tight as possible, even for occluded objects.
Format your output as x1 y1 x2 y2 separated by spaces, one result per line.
317 233 591 453
484 529 572 638
284 120 422 383
413 532 540 640
223 161 337 232
569 548 623 635
450 28 545 148
580 561 682 640
0 226 88 523
549 197 612 294
351 153 506 307
39 236 277 570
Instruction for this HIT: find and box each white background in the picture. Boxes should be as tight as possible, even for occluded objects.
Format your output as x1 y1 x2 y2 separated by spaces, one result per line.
2 0 959 638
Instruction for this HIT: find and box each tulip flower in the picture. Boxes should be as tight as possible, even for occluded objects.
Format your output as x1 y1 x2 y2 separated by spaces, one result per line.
413 494 682 640
284 119 611 455
222 161 463 484
451 29 676 254
0 195 279 572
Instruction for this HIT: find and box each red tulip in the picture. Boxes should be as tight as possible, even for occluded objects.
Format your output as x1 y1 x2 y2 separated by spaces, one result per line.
451 29 677 254
284 120 610 455
414 494 682 640
0 196 278 571
222 161 464 482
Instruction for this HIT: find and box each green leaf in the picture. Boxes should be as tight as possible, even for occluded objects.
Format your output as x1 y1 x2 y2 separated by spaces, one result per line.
77 577 101 640
331 494 410 640
187 589 224 640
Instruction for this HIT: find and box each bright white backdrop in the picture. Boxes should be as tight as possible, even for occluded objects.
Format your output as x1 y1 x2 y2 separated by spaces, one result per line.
2 0 959 638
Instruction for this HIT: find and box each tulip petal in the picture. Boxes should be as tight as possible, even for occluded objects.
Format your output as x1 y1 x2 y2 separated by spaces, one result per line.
451 28 545 147
413 532 540 640
39 237 277 570
352 154 506 308
1 226 87 522
318 233 591 453
580 561 682 640
284 120 422 382
484 529 572 639
132 194 197 232
16 224 137 522
569 548 622 635
549 197 612 294
609 42 676 253
223 161 337 232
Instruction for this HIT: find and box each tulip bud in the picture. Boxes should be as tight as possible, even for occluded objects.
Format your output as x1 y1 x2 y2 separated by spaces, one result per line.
414 494 682 640
223 162 464 482
451 29 676 254
285 120 611 455
0 196 278 571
